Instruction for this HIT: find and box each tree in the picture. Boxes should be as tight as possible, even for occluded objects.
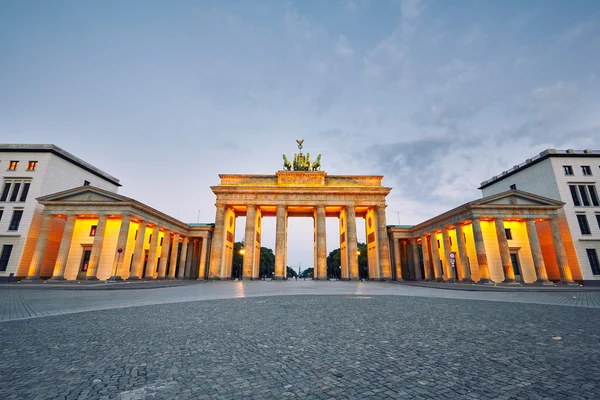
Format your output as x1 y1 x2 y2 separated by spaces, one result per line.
259 246 275 278
326 248 341 279
231 241 244 278
324 243 369 279
358 242 368 279
286 266 298 278
299 267 314 278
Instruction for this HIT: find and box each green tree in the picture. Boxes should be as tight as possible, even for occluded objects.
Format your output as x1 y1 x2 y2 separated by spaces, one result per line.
259 246 275 278
286 266 298 278
358 242 368 279
299 267 314 278
326 248 341 279
231 241 244 278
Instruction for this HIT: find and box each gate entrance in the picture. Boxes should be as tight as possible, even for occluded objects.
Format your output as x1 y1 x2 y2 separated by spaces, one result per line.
208 141 393 281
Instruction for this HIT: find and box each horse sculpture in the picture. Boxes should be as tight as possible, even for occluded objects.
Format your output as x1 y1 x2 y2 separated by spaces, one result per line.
283 154 292 171
311 154 321 171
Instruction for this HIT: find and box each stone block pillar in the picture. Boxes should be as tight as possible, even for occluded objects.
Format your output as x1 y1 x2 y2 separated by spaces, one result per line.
421 235 433 281
376 206 392 280
198 237 209 280
429 232 443 282
129 221 147 280
111 215 132 280
184 240 195 278
178 237 189 278
316 205 327 280
274 205 287 280
412 239 422 281
441 228 454 281
393 239 402 281
144 225 160 279
494 218 512 283
51 214 77 280
455 224 473 282
168 234 179 278
157 230 171 279
86 214 108 280
346 205 359 280
550 217 574 283
525 219 549 283
243 205 257 279
471 218 491 283
209 205 227 279
26 213 53 279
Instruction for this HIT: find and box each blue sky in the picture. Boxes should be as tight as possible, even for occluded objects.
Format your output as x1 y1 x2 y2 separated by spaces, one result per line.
1 0 599 269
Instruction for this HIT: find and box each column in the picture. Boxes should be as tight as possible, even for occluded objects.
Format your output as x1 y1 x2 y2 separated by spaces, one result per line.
243 205 257 279
51 214 77 280
111 215 132 280
412 239 423 281
421 235 433 281
86 214 108 280
177 237 189 278
525 219 550 283
494 218 512 282
429 231 443 281
208 205 227 278
441 228 454 281
346 205 359 280
184 240 195 278
393 239 402 281
157 230 171 279
376 206 392 280
550 217 574 283
26 213 53 279
197 237 209 280
144 225 160 279
455 224 473 282
129 221 147 280
168 233 179 278
316 205 327 279
471 218 491 283
274 205 287 279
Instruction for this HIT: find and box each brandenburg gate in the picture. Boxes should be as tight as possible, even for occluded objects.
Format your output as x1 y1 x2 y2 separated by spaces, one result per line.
208 140 393 280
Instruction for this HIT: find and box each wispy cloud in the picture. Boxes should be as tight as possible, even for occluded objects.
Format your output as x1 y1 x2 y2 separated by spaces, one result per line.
334 35 355 57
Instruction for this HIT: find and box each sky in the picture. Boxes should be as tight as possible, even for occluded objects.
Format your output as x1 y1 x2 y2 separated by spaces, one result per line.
1 0 599 270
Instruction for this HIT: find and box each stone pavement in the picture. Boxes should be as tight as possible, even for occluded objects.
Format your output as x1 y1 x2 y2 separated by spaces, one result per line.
1 282 600 399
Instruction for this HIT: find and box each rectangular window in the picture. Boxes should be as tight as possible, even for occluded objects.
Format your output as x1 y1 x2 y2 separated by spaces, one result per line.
509 184 517 190
19 183 30 202
149 234 152 244
9 182 21 202
577 214 591 235
0 209 3 221
505 228 513 240
587 249 600 275
27 161 38 171
90 225 97 237
83 180 90 186
0 183 11 201
563 165 574 175
437 239 440 248
582 165 592 176
596 214 600 230
588 186 599 207
160 237 164 246
0 245 13 271
579 185 591 206
8 161 18 171
8 210 23 231
134 229 138 240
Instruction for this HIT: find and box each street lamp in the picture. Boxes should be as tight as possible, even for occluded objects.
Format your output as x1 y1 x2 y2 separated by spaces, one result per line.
237 248 245 279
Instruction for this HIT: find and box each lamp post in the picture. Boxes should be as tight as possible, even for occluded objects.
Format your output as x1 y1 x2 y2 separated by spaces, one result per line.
238 248 245 279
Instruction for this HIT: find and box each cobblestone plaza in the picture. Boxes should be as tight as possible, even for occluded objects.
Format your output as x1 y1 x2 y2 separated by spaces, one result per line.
1 281 599 399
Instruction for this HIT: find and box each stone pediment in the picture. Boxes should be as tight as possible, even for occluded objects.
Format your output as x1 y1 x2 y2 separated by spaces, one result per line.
472 190 564 207
37 186 127 204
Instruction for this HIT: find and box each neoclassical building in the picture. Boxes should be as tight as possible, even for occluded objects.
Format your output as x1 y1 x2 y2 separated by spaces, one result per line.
8 142 584 284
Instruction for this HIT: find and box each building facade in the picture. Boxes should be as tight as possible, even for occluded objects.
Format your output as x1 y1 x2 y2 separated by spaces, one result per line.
0 144 120 279
479 149 600 282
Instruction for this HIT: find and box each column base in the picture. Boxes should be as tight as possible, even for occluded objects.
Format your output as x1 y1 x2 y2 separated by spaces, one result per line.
557 280 579 286
143 277 155 281
109 276 124 281
434 278 444 282
49 276 66 281
502 278 519 284
128 276 141 281
533 279 554 286
23 276 40 280
85 276 99 281
477 278 493 284
459 278 475 283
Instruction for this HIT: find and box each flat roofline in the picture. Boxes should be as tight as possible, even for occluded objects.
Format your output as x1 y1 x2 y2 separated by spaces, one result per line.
0 144 121 186
478 149 600 190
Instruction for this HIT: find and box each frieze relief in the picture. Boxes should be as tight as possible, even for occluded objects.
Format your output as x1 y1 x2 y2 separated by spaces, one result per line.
277 171 327 186
216 193 386 203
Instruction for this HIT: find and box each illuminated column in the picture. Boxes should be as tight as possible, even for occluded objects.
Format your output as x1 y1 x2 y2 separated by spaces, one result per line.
455 224 473 282
441 228 454 280
274 205 287 279
129 220 147 280
525 219 549 283
26 212 53 279
376 206 392 280
208 205 227 279
86 214 108 280
471 218 491 283
346 205 359 280
184 240 195 278
421 235 433 281
316 205 327 280
494 218 512 282
177 236 189 278
550 217 574 283
393 239 402 281
111 215 132 280
198 237 208 280
157 230 171 279
168 233 179 279
51 214 77 280
411 239 423 281
144 225 160 279
243 205 257 279
429 231 443 281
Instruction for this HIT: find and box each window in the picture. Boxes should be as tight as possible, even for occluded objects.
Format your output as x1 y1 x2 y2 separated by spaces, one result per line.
449 236 452 246
8 161 18 171
90 225 97 237
134 229 138 240
569 185 581 206
596 214 600 230
0 245 13 271
83 180 90 186
27 161 38 171
148 234 152 244
589 186 599 206
437 239 440 248
572 185 600 207
509 184 517 190
587 249 600 275
582 166 592 176
0 183 11 202
0 209 3 221
9 182 21 202
505 228 513 240
563 165 574 175
579 185 590 206
19 183 30 202
577 214 591 235
160 237 164 246
8 210 23 231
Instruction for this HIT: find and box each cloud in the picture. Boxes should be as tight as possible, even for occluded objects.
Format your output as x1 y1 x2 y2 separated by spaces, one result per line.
345 0 370 13
559 20 595 46
458 26 484 47
400 0 422 20
334 35 355 57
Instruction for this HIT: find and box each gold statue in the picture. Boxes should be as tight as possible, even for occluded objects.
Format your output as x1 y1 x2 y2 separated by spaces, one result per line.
282 140 321 171
282 154 292 171
311 154 321 171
